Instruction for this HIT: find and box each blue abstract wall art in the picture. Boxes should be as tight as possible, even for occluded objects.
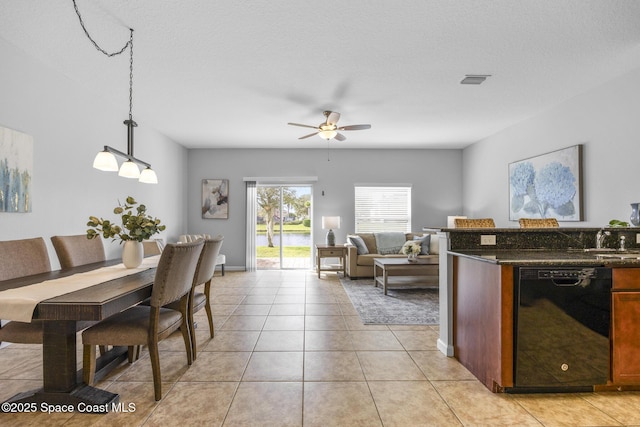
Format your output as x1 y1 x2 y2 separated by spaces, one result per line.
509 145 583 221
0 126 33 213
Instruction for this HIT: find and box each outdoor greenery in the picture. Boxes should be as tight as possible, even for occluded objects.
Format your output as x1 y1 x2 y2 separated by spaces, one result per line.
256 223 310 233
257 246 310 257
257 187 311 246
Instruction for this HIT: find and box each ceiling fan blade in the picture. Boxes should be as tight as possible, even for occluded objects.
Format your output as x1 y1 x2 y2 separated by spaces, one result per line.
326 111 341 126
288 122 319 130
334 133 346 141
338 124 371 131
298 132 319 140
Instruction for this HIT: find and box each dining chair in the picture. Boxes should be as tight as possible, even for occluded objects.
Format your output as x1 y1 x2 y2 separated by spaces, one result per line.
0 237 51 281
51 234 106 269
0 237 51 346
142 239 163 256
454 218 496 228
519 218 559 228
167 236 223 361
81 240 204 401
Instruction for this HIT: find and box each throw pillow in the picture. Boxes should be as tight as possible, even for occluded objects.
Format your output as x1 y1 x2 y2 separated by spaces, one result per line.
413 234 431 255
347 235 369 255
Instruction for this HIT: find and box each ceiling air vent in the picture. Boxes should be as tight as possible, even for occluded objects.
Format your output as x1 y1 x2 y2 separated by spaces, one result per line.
460 75 491 85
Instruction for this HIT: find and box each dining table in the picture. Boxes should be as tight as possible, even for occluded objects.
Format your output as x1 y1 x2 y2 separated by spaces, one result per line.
0 257 158 411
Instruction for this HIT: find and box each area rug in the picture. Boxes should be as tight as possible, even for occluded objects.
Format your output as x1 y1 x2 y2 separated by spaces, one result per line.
339 278 439 325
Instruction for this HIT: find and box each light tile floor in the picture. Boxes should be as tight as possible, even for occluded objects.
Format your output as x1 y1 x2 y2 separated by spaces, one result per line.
1 270 640 426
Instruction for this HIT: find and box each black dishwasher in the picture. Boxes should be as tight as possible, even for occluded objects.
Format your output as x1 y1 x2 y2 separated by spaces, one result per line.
511 266 611 392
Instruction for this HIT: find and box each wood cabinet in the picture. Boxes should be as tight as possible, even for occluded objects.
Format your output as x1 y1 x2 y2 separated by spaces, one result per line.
451 259 640 391
612 268 640 384
453 256 514 391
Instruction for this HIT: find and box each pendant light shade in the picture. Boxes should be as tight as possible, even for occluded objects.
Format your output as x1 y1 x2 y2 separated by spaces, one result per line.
118 160 140 178
92 150 119 171
139 167 158 184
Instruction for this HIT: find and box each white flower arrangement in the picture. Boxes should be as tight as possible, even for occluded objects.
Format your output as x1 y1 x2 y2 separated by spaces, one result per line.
402 241 421 256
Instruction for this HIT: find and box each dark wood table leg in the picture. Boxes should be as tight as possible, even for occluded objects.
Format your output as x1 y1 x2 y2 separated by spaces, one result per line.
2 320 123 412
43 320 77 392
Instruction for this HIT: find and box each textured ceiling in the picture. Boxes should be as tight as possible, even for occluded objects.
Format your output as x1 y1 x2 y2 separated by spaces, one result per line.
2 0 640 149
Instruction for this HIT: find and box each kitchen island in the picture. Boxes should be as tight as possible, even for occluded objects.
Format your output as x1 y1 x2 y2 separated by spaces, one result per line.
434 227 640 393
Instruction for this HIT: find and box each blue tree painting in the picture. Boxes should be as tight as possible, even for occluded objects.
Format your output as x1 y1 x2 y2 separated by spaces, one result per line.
509 145 582 221
0 126 33 213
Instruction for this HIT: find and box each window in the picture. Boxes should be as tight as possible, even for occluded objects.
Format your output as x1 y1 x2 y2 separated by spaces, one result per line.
354 185 412 232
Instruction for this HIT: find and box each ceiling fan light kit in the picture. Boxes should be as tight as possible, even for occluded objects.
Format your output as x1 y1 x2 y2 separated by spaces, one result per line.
288 110 371 141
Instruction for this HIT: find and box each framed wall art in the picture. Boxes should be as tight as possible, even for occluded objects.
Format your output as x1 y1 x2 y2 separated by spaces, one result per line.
202 179 229 219
509 144 583 221
0 126 33 213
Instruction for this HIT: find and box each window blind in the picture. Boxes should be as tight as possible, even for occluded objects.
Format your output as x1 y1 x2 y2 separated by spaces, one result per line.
354 185 412 233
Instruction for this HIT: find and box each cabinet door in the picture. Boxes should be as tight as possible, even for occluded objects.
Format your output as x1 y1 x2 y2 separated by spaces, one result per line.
612 292 640 384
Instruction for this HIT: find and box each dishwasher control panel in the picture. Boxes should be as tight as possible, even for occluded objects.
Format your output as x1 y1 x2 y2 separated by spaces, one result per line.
537 268 595 279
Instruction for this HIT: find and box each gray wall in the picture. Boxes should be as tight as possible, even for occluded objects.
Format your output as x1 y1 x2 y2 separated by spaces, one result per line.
187 148 463 268
0 38 188 268
462 66 640 228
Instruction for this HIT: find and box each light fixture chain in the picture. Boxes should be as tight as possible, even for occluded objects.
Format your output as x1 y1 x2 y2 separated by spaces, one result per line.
72 0 131 57
129 29 134 120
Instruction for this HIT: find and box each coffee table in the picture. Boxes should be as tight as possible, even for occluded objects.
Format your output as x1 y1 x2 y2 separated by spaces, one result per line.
373 258 439 295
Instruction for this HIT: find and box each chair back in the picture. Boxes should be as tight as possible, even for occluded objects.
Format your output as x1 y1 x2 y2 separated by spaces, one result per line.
151 240 204 307
194 236 224 286
51 235 106 269
454 218 496 228
518 218 559 228
0 237 51 281
143 240 163 256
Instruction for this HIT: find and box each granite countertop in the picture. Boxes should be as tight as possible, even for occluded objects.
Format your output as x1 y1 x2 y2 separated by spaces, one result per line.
448 249 640 266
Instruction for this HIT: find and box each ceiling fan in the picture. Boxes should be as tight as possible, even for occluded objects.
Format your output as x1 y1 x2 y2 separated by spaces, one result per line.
288 111 371 141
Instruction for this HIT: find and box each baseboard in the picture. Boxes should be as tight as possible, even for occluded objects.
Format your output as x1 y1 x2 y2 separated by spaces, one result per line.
437 338 454 357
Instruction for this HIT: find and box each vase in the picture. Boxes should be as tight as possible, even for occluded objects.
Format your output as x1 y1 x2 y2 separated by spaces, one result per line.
631 203 640 227
122 241 143 268
407 253 417 262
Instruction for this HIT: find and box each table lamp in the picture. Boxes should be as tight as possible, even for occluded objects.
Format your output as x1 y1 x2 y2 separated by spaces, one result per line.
322 216 341 246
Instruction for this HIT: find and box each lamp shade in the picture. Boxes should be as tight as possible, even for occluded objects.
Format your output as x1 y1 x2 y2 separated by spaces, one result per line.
139 167 158 184
118 160 140 178
93 150 118 172
322 216 341 230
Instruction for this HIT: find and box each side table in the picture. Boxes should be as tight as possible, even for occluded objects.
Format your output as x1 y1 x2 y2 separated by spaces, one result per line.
316 244 347 278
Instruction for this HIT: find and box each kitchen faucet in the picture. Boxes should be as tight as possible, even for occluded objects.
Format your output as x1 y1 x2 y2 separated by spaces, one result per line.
595 229 610 249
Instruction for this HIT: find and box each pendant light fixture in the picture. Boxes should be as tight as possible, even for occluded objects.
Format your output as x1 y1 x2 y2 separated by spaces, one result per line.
73 0 157 184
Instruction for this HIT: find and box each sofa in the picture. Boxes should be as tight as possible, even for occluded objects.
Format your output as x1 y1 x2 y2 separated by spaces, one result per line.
345 231 439 279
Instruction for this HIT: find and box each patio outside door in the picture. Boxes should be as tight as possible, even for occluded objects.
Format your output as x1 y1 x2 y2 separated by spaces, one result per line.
256 184 312 270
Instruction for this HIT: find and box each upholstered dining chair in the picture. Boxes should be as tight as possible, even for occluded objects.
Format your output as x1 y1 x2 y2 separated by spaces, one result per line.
167 236 223 361
454 218 496 228
519 218 559 228
142 239 163 256
0 237 51 346
51 234 106 269
179 234 225 275
81 240 204 401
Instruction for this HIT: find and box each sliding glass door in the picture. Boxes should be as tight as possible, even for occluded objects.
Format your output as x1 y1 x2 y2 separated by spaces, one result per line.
256 184 312 270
